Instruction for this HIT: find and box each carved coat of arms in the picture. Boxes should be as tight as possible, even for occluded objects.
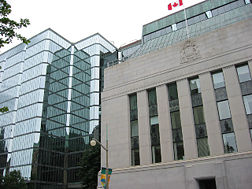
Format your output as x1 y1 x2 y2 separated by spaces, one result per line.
181 40 201 64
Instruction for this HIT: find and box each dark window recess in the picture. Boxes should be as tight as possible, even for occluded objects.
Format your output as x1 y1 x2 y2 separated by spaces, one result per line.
240 80 252 96
215 87 228 102
198 179 217 189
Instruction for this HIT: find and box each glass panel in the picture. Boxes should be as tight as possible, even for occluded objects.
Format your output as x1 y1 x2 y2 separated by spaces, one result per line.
131 136 139 149
148 88 157 106
250 129 252 140
131 120 138 137
150 124 160 146
172 129 183 142
193 106 205 125
150 116 159 125
189 78 201 94
197 138 210 157
236 64 251 83
243 94 252 114
220 119 234 133
223 133 238 153
168 83 178 101
151 146 161 163
173 142 184 160
191 93 203 107
217 100 231 120
212 72 225 89
215 87 228 102
131 149 140 166
170 111 181 129
247 114 252 129
129 94 137 111
195 124 208 138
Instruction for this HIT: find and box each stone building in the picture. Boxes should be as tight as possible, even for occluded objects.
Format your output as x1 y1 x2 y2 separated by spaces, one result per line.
101 0 252 188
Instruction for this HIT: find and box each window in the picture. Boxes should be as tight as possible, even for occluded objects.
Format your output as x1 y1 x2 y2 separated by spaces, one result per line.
243 94 252 114
172 24 177 31
148 89 161 163
217 100 231 120
212 71 238 154
193 106 205 125
131 120 138 137
171 111 181 129
223 133 238 153
189 78 201 94
236 64 251 83
245 0 251 4
129 94 140 166
168 82 184 160
197 138 210 157
189 77 209 157
205 11 213 18
168 83 178 101
212 71 225 89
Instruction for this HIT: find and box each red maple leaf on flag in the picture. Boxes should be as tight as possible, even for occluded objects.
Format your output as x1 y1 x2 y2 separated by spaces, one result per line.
168 0 184 11
173 2 178 7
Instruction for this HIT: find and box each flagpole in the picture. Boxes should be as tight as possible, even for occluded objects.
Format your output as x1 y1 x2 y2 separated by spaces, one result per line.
183 6 189 39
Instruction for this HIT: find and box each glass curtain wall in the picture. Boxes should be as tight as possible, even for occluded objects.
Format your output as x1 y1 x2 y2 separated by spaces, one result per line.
189 77 210 157
167 83 184 160
129 94 140 166
148 88 161 163
236 63 252 140
212 71 237 153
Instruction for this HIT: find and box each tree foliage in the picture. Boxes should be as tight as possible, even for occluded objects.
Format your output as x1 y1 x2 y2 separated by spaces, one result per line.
0 170 27 189
0 0 30 48
79 145 101 189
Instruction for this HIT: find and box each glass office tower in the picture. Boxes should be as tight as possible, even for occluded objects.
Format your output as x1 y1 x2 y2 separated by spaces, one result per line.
0 29 116 188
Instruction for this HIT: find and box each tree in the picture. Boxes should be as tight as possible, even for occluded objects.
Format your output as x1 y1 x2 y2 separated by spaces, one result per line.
0 0 30 48
0 65 8 113
79 145 101 189
0 170 27 189
0 0 29 113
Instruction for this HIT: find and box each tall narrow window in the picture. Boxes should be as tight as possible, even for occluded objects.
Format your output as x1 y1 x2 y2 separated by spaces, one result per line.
129 94 140 166
189 77 210 157
212 71 238 153
148 88 161 163
212 71 237 153
236 63 252 140
168 83 184 160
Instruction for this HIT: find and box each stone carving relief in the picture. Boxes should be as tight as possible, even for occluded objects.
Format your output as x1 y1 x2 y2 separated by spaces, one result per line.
180 40 201 64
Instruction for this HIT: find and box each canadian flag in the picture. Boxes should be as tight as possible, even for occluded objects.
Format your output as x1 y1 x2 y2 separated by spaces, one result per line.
168 0 184 10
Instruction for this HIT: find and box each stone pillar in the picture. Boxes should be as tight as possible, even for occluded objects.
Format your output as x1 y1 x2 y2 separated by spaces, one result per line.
223 65 252 152
177 79 198 160
137 90 152 165
156 84 174 162
199 72 224 156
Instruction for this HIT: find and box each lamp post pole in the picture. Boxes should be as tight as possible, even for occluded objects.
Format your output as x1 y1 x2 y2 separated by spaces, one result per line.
90 137 109 189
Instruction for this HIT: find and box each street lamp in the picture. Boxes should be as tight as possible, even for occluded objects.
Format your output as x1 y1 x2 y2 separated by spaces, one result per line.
90 138 109 189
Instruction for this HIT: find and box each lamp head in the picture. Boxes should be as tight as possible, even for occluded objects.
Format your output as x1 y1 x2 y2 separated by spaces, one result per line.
90 139 97 146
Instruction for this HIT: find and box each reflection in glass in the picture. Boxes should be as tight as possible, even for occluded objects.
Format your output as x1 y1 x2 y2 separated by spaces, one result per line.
217 100 231 120
243 94 252 114
223 133 238 153
189 78 201 94
236 64 251 83
197 138 210 157
212 72 225 89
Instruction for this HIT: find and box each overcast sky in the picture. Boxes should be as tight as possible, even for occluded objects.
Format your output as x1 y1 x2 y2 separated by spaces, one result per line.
1 0 172 53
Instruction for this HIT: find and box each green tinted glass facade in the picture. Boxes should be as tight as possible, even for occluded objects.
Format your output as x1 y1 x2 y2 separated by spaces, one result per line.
0 29 116 189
